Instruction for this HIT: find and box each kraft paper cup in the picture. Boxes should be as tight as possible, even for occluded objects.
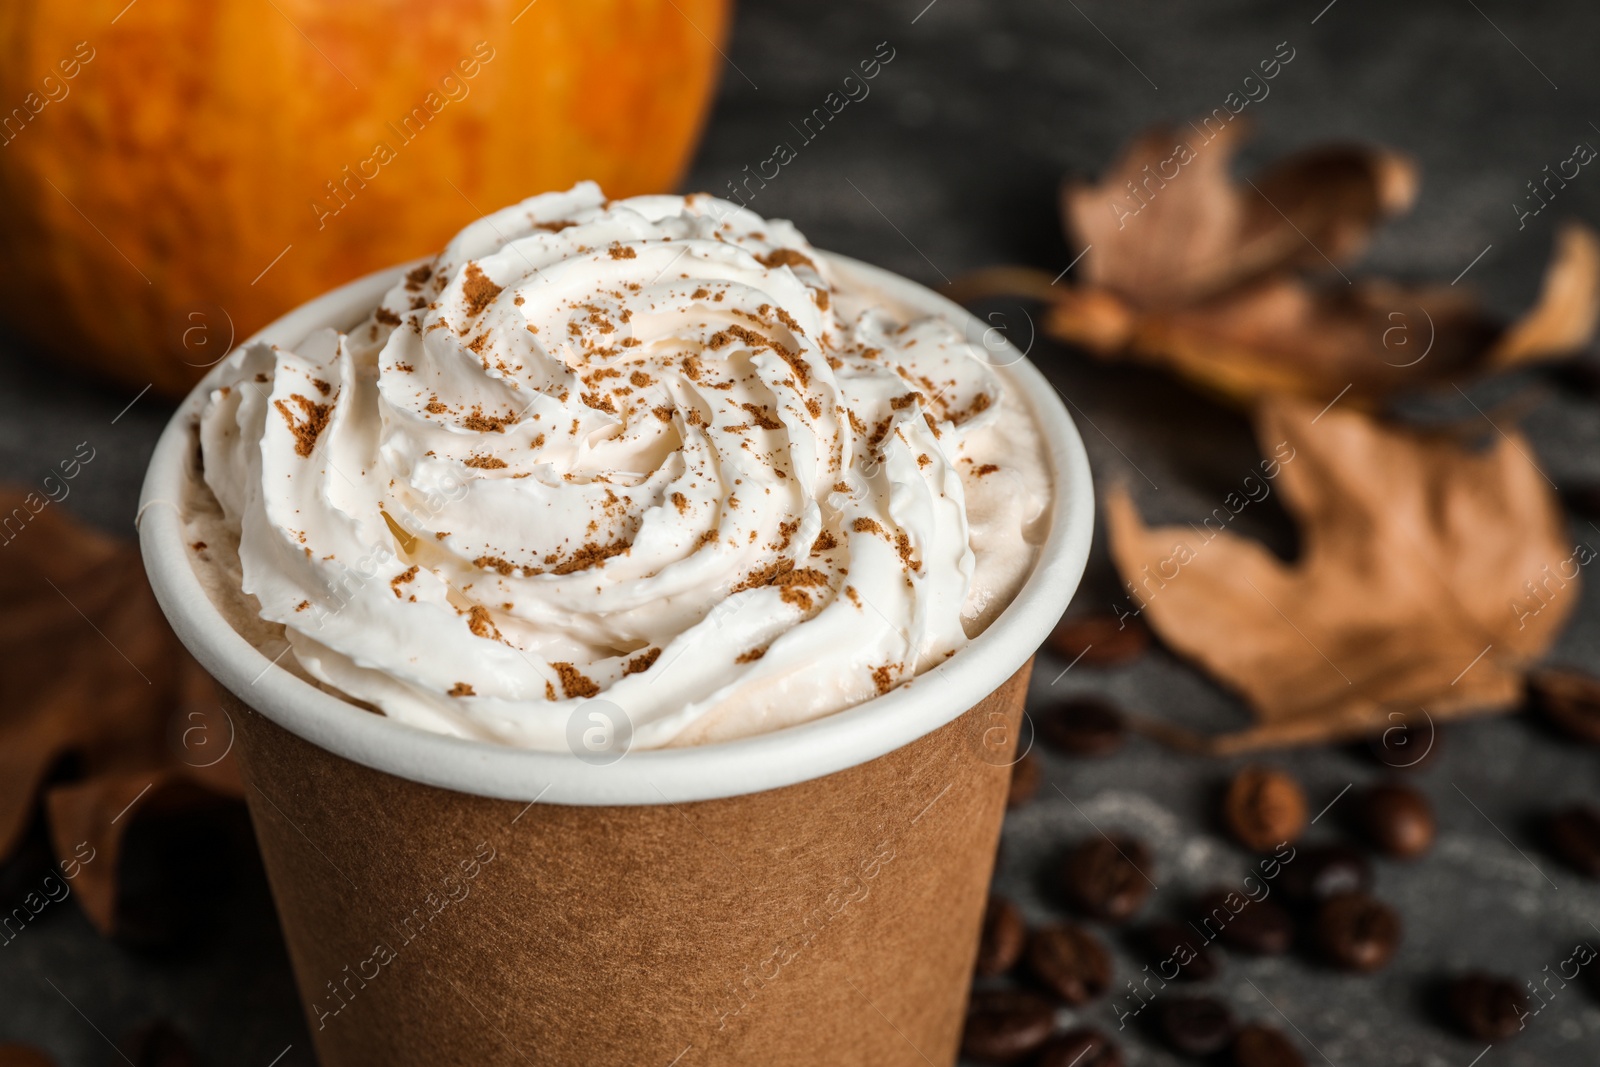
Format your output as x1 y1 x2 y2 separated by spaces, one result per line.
139 253 1094 1067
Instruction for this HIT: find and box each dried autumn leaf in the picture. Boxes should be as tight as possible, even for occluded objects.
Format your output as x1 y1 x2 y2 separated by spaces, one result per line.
1062 274 1497 403
1105 398 1576 752
1064 120 1417 307
1487 222 1600 367
949 122 1600 405
0 488 240 933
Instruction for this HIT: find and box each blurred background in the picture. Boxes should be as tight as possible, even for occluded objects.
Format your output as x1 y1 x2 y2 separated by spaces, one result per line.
3 0 1599 1064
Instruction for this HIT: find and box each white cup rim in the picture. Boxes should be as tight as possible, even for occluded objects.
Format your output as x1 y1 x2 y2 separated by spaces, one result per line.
138 252 1094 805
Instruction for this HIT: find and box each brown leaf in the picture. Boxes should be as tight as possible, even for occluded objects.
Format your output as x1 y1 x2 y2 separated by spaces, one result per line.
0 488 240 934
1488 221 1600 367
1105 398 1576 752
1063 120 1415 307
954 121 1600 405
1045 276 1497 405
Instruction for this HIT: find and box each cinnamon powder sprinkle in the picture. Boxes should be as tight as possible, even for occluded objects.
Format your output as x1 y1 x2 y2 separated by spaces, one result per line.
464 455 508 469
811 529 838 554
732 558 795 593
735 646 767 664
894 531 921 570
773 567 829 589
462 407 512 432
756 248 816 272
607 244 637 259
740 403 782 430
550 539 631 575
889 392 923 411
374 306 402 326
273 393 333 457
747 564 830 610
448 682 475 697
467 605 504 642
852 517 884 536
474 555 518 576
390 565 419 598
871 665 896 695
623 647 661 675
405 264 433 290
551 662 600 699
973 463 1000 476
671 492 689 514
461 262 503 316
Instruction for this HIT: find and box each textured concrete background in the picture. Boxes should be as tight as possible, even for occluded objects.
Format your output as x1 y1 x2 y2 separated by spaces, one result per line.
3 0 1599 1064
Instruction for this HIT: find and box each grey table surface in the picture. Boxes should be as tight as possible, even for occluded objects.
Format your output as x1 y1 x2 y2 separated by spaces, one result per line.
3 1 1600 1064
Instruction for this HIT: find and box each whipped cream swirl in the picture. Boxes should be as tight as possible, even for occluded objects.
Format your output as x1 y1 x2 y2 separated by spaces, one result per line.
194 184 1050 748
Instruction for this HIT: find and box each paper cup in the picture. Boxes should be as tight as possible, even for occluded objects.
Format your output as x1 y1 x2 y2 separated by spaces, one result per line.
140 253 1093 1066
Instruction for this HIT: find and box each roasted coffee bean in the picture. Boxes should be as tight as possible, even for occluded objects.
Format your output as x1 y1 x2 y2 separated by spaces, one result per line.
975 896 1028 978
1314 892 1400 972
1137 920 1217 981
1546 805 1600 877
1039 699 1127 757
1027 922 1113 1004
1447 973 1529 1041
1530 668 1600 746
1060 837 1153 923
120 1021 197 1067
1356 783 1436 858
1280 845 1372 905
1232 1023 1305 1067
1047 614 1150 667
1037 1028 1124 1067
1193 890 1295 955
1223 767 1308 851
1007 750 1040 810
1157 995 1236 1057
1551 358 1600 398
961 989 1057 1064
1366 715 1440 769
1559 480 1600 516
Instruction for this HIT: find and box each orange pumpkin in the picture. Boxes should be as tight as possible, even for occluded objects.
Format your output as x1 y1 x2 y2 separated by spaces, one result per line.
0 0 729 395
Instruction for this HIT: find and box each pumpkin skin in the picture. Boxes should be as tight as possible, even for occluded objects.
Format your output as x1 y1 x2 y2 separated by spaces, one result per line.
0 0 730 395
